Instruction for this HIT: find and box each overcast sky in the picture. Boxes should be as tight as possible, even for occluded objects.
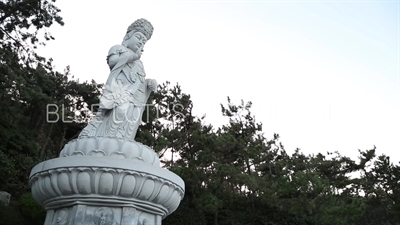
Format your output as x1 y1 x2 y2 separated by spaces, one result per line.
37 0 400 163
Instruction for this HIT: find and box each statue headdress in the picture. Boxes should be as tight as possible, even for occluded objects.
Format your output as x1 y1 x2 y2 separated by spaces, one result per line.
127 18 154 40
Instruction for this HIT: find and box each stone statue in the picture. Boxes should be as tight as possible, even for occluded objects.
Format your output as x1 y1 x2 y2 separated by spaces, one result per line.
79 18 157 140
29 18 185 225
0 191 11 206
54 209 69 225
93 207 119 225
141 218 152 225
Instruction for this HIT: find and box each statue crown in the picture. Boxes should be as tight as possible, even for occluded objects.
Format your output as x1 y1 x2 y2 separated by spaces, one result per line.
127 18 154 40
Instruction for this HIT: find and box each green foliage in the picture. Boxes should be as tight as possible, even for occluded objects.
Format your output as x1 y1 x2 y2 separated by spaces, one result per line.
0 0 64 64
0 204 29 225
19 193 46 224
139 85 400 225
0 0 102 196
163 198 207 225
0 194 45 225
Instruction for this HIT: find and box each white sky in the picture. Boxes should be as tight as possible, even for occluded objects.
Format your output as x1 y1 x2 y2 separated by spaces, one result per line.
37 0 400 163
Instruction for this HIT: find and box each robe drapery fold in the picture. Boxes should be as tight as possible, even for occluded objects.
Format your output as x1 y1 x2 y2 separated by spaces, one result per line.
79 45 153 140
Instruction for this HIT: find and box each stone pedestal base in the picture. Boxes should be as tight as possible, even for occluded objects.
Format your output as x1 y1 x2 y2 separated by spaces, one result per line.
29 154 184 225
44 205 161 225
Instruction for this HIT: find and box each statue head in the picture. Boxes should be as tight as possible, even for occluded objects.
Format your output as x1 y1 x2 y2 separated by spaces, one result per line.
122 18 154 53
127 18 153 40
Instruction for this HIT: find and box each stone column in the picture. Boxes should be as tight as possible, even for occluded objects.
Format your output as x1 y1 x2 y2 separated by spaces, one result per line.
29 136 185 225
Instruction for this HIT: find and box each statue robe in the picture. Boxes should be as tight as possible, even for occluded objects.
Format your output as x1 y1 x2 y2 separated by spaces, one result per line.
79 45 152 140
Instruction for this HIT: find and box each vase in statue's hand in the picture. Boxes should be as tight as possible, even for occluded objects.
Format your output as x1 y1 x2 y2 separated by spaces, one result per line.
147 79 157 92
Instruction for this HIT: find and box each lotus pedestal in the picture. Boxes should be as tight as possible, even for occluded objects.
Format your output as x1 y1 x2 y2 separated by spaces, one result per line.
29 138 185 225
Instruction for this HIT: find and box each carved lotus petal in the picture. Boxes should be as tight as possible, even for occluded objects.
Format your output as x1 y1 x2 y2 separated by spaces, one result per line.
29 157 184 218
59 137 160 166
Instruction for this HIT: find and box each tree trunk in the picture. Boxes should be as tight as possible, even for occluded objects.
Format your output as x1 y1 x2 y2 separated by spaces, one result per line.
58 127 67 152
40 122 54 158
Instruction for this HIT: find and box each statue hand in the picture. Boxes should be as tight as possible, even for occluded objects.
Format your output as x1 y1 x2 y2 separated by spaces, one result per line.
147 79 157 92
135 48 142 58
126 48 141 62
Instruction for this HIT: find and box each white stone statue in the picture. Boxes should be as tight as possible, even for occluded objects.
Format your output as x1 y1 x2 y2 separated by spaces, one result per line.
54 209 69 225
30 19 184 225
79 18 157 140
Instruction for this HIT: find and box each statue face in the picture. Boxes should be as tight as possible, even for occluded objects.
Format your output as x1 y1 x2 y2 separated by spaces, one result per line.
127 31 147 53
55 209 68 225
94 208 114 225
